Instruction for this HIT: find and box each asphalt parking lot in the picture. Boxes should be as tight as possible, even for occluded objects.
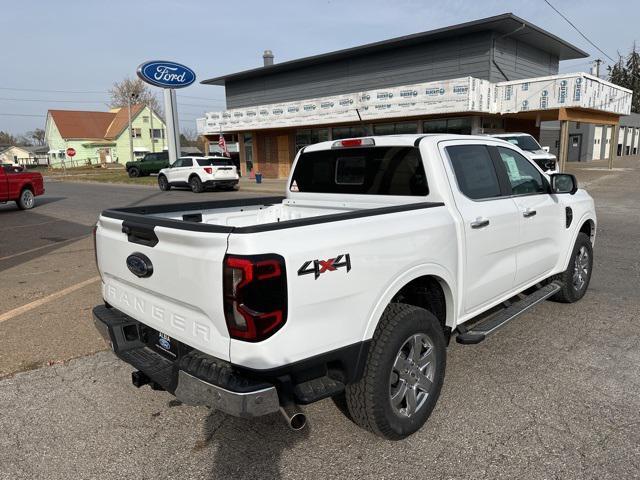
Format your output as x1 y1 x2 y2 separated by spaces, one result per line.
1 164 639 480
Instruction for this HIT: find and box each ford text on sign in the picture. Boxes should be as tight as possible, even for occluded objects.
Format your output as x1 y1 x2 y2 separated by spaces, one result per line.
137 61 196 89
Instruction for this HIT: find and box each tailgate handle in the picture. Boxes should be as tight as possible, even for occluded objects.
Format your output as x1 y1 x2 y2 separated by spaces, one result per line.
122 221 158 247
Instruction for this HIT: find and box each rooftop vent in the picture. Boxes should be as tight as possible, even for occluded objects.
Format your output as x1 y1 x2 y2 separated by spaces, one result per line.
263 50 274 66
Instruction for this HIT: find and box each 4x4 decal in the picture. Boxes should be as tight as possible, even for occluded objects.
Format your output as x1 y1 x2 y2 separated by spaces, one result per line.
298 254 351 279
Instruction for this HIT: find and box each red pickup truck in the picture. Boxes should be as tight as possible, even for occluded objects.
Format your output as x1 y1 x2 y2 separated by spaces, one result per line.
0 164 45 210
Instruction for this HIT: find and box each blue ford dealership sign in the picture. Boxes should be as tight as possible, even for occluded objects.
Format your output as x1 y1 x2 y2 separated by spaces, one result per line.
137 60 196 89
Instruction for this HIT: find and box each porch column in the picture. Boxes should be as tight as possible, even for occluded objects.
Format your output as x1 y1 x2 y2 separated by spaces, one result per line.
608 124 619 170
558 120 570 172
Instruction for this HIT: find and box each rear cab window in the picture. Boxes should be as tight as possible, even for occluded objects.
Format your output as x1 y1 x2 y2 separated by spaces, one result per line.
290 146 428 196
446 145 502 200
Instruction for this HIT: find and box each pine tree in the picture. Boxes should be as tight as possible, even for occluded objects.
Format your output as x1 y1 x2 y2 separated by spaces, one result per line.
625 42 640 113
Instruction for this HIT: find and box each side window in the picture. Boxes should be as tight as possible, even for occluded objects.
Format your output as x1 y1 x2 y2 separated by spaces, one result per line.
446 145 502 200
181 158 193 167
497 147 546 196
172 159 183 168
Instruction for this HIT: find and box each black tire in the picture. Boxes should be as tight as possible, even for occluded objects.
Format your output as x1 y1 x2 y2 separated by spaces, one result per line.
551 232 593 303
345 303 446 440
16 188 35 210
158 175 171 191
128 167 141 178
189 175 204 193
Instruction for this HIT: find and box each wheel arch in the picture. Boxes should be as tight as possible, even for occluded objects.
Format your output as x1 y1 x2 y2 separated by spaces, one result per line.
20 182 34 193
561 214 596 270
188 172 202 182
363 264 457 341
579 218 596 244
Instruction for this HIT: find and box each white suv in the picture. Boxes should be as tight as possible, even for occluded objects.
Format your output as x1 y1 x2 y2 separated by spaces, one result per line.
490 133 558 174
158 156 239 193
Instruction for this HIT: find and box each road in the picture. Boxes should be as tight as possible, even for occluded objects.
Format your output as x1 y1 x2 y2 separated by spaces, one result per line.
1 169 639 479
0 180 264 376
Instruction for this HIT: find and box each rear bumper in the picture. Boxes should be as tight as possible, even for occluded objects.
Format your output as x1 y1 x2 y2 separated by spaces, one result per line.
93 305 279 417
203 179 238 188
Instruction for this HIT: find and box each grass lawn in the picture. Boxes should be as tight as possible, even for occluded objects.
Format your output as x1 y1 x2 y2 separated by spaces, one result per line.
44 167 158 186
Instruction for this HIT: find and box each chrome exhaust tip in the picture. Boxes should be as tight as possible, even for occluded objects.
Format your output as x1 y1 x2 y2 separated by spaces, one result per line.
279 404 307 431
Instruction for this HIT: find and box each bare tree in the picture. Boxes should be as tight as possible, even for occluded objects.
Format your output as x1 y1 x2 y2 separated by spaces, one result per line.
27 128 46 146
109 78 162 115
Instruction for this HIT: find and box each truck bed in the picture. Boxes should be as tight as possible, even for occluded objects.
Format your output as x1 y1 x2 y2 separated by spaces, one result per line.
102 196 442 233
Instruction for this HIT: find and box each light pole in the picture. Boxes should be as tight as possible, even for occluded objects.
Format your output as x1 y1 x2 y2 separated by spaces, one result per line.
128 92 139 163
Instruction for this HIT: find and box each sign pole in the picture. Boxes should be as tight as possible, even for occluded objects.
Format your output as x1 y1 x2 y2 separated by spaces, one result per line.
137 61 195 165
164 89 181 165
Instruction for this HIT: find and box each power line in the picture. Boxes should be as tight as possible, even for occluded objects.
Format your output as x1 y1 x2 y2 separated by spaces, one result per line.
0 96 107 104
0 113 47 117
177 94 225 102
0 86 108 94
543 0 617 64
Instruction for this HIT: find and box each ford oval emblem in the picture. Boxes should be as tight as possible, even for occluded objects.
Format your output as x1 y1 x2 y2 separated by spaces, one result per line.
136 60 196 89
126 252 153 278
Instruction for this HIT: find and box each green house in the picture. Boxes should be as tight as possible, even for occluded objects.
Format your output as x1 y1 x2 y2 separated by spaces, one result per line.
44 105 166 168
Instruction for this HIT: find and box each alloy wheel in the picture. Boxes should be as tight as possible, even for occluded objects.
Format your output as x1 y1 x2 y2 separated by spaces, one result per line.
572 246 590 291
389 333 436 417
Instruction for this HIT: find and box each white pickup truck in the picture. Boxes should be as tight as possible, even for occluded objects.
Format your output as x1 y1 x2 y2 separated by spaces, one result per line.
93 134 596 440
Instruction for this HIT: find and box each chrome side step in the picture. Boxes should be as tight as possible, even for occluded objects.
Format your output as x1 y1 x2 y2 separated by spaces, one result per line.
456 282 562 345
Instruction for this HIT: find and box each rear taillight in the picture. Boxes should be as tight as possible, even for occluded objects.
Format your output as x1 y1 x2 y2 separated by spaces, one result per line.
223 254 287 342
92 223 100 275
204 167 213 174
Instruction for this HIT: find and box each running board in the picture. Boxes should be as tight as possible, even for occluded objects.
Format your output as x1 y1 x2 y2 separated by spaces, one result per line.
456 282 562 345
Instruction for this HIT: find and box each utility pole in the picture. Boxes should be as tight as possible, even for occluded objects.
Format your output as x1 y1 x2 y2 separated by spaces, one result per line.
593 58 603 78
127 92 139 163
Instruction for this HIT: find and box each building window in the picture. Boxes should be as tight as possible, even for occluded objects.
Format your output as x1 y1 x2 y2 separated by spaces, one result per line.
142 116 149 123
243 133 254 173
423 117 471 135
131 128 142 138
150 128 164 139
295 128 329 151
332 125 371 140
373 122 418 136
482 117 505 131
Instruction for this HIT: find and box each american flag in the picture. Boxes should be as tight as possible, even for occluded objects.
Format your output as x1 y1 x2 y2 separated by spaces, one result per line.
218 133 229 156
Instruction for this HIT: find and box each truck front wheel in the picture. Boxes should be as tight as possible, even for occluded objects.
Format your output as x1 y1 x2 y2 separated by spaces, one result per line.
551 232 593 303
345 303 446 440
16 188 35 210
128 167 141 178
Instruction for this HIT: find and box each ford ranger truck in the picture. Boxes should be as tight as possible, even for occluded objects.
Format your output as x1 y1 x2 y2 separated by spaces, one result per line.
92 134 596 440
0 164 44 209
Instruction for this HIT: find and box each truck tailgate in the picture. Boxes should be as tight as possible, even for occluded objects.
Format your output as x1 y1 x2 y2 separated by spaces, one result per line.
96 216 231 361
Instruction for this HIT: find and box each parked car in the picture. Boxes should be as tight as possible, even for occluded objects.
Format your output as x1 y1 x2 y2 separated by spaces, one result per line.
489 133 558 173
157 156 239 193
126 151 203 178
93 134 595 439
0 163 44 210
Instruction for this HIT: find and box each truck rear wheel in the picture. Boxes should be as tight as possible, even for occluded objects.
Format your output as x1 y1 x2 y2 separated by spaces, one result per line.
345 303 446 440
551 232 593 303
16 188 35 210
189 175 204 193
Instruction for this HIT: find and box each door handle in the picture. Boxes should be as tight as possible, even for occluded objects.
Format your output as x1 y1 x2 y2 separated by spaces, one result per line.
523 209 537 218
470 218 490 229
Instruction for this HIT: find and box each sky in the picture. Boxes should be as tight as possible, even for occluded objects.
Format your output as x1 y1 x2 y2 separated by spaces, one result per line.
1 0 639 135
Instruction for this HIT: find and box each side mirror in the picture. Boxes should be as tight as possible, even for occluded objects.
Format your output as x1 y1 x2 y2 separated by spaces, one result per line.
542 146 550 153
550 173 578 195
